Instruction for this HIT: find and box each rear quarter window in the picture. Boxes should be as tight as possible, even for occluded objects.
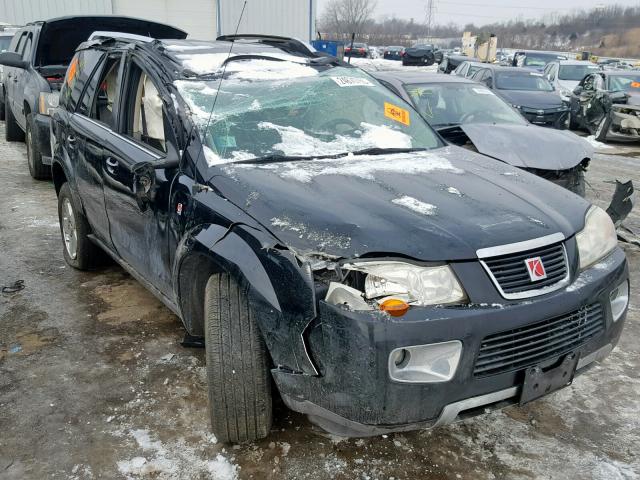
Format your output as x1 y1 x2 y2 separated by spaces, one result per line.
59 49 104 112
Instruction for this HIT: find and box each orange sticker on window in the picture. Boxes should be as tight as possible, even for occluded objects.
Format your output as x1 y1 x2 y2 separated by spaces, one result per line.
631 82 640 88
384 102 410 126
66 56 79 86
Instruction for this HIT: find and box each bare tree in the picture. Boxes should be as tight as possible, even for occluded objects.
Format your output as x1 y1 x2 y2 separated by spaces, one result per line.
319 0 378 39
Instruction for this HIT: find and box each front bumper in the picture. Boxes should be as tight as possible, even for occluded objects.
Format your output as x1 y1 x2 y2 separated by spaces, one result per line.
33 113 53 165
274 247 628 436
607 107 640 141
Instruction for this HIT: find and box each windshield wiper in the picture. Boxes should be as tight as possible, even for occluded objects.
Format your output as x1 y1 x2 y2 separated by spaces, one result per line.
348 147 427 156
233 153 340 165
434 123 462 129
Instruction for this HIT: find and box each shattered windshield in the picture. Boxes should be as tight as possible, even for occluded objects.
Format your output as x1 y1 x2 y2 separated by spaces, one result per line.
558 64 600 81
496 72 554 91
405 82 526 127
175 63 441 164
608 75 640 92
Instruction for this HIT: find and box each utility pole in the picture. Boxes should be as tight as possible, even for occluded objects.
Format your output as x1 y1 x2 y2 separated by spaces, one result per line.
425 0 435 42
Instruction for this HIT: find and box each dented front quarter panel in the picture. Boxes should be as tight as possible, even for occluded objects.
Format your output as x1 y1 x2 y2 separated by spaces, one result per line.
172 176 319 375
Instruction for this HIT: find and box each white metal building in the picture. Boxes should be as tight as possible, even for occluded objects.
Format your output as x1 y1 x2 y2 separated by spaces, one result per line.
0 0 316 41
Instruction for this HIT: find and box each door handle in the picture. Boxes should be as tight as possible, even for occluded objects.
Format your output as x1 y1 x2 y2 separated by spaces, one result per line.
105 157 118 175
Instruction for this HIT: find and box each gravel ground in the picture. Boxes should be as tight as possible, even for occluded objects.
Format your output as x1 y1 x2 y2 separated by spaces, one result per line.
1 122 639 480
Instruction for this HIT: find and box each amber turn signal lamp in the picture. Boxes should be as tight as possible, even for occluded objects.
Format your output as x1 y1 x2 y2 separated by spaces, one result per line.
379 298 410 317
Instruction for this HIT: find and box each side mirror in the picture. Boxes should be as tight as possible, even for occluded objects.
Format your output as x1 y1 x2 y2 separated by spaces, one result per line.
0 51 28 69
573 86 583 95
485 78 493 88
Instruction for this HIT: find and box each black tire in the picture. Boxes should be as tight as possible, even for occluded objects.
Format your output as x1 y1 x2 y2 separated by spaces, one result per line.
570 170 586 197
0 94 5 121
5 101 25 142
568 110 579 130
26 114 50 180
57 182 100 270
595 115 611 142
204 273 272 443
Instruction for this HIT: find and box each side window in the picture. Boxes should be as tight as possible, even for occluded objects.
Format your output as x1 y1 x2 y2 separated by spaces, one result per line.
123 62 167 153
59 50 105 113
12 32 26 54
21 34 33 62
88 55 123 129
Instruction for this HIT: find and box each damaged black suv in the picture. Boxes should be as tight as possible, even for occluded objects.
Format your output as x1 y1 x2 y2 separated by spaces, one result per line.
51 34 629 442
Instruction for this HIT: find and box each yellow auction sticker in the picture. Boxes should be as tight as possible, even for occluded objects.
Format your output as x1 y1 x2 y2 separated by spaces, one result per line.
384 102 410 126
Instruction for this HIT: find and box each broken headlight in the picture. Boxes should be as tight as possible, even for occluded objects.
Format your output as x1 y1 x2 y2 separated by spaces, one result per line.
342 261 467 306
576 205 618 270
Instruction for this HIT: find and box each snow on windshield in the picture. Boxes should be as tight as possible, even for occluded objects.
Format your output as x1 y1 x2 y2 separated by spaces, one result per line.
257 122 412 157
176 51 309 75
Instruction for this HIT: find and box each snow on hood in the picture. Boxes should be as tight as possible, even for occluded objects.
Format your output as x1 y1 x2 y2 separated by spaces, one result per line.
226 149 463 183
256 122 412 157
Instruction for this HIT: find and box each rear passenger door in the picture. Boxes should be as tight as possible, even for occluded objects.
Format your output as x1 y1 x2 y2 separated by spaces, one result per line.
12 30 33 128
62 49 118 246
101 58 181 296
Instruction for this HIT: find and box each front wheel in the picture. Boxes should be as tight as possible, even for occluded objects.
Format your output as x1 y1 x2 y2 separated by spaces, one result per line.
204 273 273 443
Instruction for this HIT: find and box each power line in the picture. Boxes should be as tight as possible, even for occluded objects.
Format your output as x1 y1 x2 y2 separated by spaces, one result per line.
438 1 580 9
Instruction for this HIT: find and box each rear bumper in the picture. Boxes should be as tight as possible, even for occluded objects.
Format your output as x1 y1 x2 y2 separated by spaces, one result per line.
33 113 52 165
274 248 628 436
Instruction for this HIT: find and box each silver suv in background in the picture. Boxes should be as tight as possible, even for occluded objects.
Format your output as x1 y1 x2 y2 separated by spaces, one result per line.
544 60 601 102
0 24 19 121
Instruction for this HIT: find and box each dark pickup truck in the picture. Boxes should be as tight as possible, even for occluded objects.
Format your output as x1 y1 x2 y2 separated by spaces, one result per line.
0 15 186 179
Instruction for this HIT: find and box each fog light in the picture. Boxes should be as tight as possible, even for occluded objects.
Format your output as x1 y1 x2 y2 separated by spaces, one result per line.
610 280 629 322
388 340 462 383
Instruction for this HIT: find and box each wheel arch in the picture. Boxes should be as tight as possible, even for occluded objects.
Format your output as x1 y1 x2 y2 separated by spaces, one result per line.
174 223 318 375
51 161 67 196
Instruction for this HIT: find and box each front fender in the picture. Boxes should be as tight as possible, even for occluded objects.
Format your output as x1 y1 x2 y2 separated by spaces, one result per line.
174 222 319 376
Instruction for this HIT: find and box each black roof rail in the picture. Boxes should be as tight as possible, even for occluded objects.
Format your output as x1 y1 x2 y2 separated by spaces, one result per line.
215 34 316 57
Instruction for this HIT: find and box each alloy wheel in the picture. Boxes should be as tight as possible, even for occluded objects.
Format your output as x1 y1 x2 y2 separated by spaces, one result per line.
61 198 78 259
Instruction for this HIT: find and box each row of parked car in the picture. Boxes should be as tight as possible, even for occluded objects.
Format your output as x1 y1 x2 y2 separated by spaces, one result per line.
346 42 443 66
445 54 640 143
0 16 631 444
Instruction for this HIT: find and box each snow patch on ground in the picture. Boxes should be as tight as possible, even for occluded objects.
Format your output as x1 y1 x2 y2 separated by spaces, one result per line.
585 135 614 150
230 148 463 183
392 196 437 216
348 57 439 73
115 428 237 480
446 186 462 196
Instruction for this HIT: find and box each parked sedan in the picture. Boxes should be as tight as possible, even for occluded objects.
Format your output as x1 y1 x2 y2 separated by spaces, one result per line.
345 42 369 58
383 46 404 61
471 66 569 129
451 60 485 78
402 44 435 66
52 34 627 443
569 70 640 142
373 71 592 195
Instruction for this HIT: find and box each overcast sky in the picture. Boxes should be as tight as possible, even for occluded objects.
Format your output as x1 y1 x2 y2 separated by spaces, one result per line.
316 0 622 26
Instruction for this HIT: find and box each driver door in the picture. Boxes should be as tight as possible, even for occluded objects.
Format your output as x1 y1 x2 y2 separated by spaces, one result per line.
101 58 180 296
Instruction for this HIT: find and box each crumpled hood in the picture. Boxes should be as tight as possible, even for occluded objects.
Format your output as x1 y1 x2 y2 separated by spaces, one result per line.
626 92 640 106
497 89 564 109
210 146 589 261
459 123 593 170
